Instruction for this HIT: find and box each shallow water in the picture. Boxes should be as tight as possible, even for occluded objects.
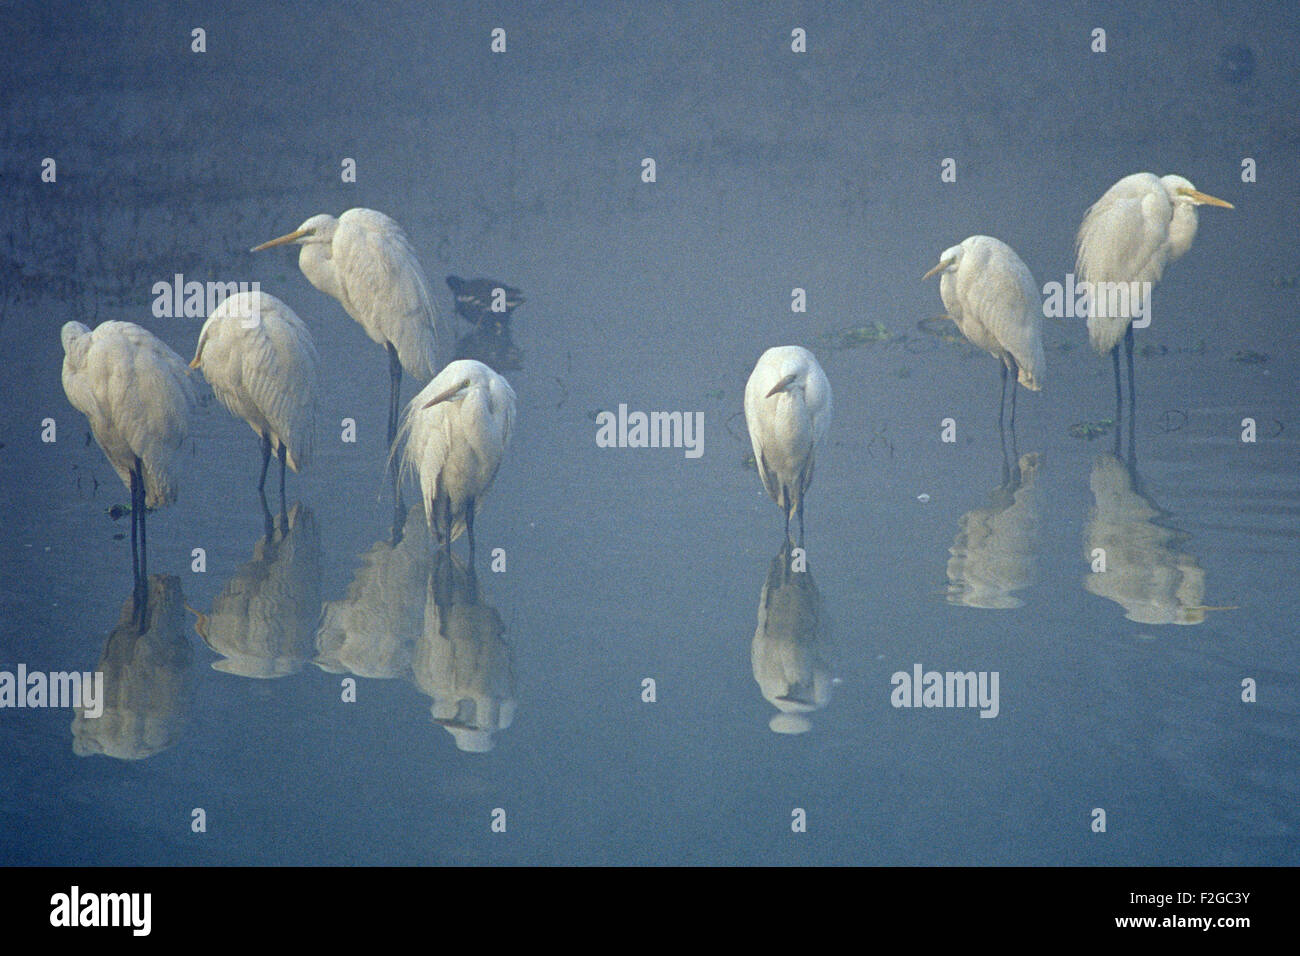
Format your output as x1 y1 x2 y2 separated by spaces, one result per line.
2 1 1298 865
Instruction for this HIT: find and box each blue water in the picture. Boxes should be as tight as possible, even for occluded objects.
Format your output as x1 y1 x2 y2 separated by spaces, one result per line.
2 0 1298 865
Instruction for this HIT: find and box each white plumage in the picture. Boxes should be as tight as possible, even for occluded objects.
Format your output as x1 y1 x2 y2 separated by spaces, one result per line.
1075 172 1233 356
252 207 441 443
315 501 432 680
743 345 832 544
751 542 835 735
923 235 1045 419
195 504 322 678
415 551 515 753
71 575 193 761
61 320 197 510
190 290 320 485
395 359 516 551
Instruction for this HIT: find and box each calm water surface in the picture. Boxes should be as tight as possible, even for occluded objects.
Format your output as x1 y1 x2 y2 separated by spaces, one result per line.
2 1 1298 865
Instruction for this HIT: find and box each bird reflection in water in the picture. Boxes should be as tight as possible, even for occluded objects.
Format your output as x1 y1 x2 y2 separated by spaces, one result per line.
946 423 1042 609
447 275 525 372
193 497 322 678
315 501 431 681
413 550 515 753
72 575 193 761
1082 427 1232 625
751 540 836 735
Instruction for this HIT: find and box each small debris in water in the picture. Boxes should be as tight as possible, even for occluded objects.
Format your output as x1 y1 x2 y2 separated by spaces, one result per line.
917 493 930 503
1068 419 1115 440
107 504 131 520
1231 350 1268 364
821 321 894 350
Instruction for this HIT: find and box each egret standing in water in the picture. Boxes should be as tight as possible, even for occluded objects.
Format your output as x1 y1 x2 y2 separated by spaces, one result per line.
923 235 1044 428
61 321 197 584
395 359 516 558
744 346 832 545
251 208 441 446
1075 173 1233 413
189 290 320 508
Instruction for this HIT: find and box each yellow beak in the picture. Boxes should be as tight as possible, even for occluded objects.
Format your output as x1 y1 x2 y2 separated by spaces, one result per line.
423 381 469 408
188 356 200 369
922 257 955 281
250 228 312 253
1182 189 1234 209
766 373 798 398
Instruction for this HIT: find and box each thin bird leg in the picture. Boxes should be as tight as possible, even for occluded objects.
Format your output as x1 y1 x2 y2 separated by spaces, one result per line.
1111 345 1123 421
387 343 402 448
998 415 1010 487
278 444 288 519
998 362 1008 431
136 457 147 582
258 432 272 492
466 498 476 562
441 493 454 555
1125 324 1137 427
782 487 792 544
796 493 805 548
259 488 274 541
1008 357 1019 430
130 466 141 586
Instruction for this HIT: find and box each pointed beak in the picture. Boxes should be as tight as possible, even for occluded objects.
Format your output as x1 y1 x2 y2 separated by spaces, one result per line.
188 355 200 369
766 373 798 398
922 258 954 281
423 380 469 408
250 227 312 253
1181 189 1234 209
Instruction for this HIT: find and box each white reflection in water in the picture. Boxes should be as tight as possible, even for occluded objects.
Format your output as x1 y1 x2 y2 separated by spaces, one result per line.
751 541 836 735
72 575 193 761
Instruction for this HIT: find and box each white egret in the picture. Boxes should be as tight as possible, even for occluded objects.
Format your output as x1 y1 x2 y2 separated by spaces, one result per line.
1075 173 1233 411
61 321 197 583
251 208 441 445
190 290 320 504
395 359 516 557
743 345 832 545
923 235 1044 427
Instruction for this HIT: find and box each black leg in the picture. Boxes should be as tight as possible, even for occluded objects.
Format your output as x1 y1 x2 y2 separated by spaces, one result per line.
1125 324 1136 418
258 432 271 492
130 466 141 585
796 494 805 547
278 444 288 518
1111 345 1123 421
259 487 274 541
387 343 402 448
136 458 147 582
466 498 476 561
782 486 791 544
441 494 453 554
998 361 1008 430
1007 357 1019 430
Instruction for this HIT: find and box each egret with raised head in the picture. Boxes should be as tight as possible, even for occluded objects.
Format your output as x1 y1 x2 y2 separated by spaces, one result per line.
252 208 440 446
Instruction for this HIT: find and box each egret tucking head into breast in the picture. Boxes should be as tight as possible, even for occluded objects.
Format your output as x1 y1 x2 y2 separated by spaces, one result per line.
393 359 516 559
923 235 1044 430
743 346 832 546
